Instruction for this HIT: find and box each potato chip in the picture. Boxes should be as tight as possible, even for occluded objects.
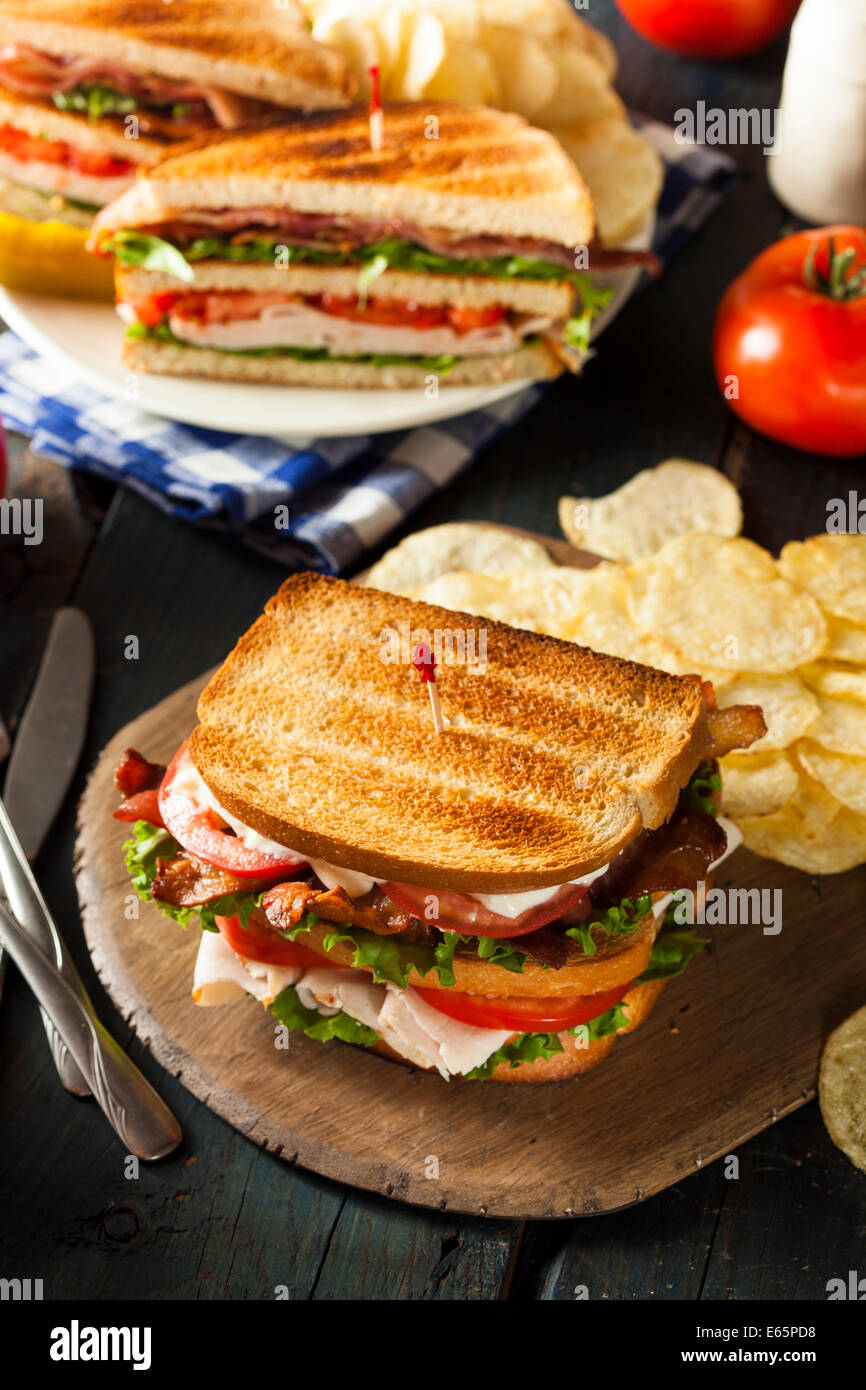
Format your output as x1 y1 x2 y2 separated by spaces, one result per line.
822 614 866 663
778 534 866 625
551 115 664 247
477 0 617 78
424 39 501 104
624 535 827 674
719 750 798 818
401 11 449 98
412 565 606 633
715 672 818 752
800 661 866 704
531 46 623 127
796 740 866 817
559 460 742 562
820 1005 866 1174
739 784 866 874
366 524 556 596
480 26 560 118
808 692 866 756
546 564 694 668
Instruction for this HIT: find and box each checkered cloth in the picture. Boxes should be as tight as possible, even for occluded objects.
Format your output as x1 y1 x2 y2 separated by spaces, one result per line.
0 121 736 574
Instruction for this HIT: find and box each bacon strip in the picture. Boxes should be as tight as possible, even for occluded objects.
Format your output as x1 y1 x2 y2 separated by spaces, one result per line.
705 704 767 759
151 850 271 908
262 882 412 936
114 748 165 797
591 805 727 907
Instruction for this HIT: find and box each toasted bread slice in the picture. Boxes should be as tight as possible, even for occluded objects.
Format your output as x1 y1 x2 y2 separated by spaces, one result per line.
115 262 576 317
121 334 563 390
0 0 354 109
188 574 713 892
98 104 595 247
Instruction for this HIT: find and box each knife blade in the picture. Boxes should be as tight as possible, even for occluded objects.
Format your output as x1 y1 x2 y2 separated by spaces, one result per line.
3 607 95 859
0 607 95 1091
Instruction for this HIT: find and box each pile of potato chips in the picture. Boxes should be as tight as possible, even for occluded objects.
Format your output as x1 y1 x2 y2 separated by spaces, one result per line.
367 468 866 874
303 0 663 246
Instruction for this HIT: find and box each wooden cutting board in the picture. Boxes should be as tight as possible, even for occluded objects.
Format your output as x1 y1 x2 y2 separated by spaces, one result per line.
75 531 866 1219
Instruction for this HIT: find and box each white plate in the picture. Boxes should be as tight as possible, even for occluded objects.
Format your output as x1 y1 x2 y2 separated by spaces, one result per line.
0 216 653 442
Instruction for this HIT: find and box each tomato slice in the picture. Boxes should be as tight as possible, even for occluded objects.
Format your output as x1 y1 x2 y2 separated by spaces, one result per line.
312 293 449 329
158 741 307 879
216 913 342 969
379 879 591 938
0 124 135 177
415 982 630 1032
447 305 506 333
124 291 179 327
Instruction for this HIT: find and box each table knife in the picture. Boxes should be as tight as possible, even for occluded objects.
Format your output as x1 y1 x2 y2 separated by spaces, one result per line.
0 898 181 1159
0 607 94 1092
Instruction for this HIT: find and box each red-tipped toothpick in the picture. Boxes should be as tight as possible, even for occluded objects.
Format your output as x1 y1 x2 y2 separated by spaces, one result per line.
368 64 384 152
412 642 444 735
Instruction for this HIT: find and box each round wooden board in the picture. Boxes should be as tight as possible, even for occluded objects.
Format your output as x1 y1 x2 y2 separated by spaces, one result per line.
75 537 866 1219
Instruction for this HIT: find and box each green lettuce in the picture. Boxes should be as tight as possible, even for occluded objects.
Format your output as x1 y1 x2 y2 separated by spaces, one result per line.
106 228 608 289
637 910 708 982
271 984 377 1046
564 892 653 957
102 232 196 283
53 85 139 119
680 760 722 816
123 820 261 933
465 1003 628 1080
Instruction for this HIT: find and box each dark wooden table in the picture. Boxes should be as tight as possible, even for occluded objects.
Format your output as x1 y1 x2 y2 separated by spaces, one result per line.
1 2 864 1302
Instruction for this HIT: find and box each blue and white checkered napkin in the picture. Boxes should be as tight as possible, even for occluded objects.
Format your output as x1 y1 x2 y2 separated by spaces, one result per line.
0 121 736 574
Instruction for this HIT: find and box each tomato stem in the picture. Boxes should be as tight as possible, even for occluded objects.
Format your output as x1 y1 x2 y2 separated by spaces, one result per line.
803 236 866 301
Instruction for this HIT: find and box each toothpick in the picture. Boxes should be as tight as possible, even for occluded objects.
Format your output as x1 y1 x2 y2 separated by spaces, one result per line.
412 642 444 735
368 64 384 152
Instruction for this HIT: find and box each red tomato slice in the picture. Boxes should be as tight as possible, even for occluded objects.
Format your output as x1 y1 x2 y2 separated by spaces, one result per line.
313 293 449 329
447 305 506 333
124 292 179 328
379 879 591 938
0 123 135 177
158 741 307 879
415 982 630 1031
216 913 342 969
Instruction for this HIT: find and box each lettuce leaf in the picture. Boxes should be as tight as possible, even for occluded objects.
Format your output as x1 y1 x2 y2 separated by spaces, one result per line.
102 232 196 282
53 85 139 119
637 910 708 982
286 918 457 989
270 984 378 1046
123 819 261 933
106 229 607 292
680 760 722 816
564 892 653 956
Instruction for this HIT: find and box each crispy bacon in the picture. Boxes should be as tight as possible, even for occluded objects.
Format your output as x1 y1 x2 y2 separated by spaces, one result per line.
114 748 165 797
591 805 727 906
262 881 412 936
705 704 767 759
151 850 271 908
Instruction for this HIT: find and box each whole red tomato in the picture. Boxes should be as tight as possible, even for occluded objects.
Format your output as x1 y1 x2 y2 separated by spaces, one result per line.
615 0 801 58
713 227 866 458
